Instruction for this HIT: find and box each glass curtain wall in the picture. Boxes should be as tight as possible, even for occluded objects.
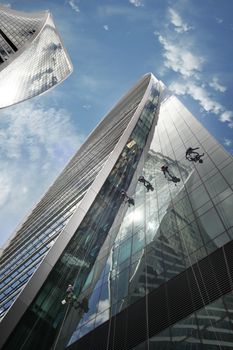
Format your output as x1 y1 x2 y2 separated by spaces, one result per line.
3 81 160 350
2 78 233 350
0 75 152 321
0 7 72 108
68 91 233 349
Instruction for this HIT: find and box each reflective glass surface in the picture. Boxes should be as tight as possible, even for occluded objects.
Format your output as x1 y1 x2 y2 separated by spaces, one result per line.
0 7 72 108
67 92 233 348
2 79 233 350
0 74 151 322
1 75 159 350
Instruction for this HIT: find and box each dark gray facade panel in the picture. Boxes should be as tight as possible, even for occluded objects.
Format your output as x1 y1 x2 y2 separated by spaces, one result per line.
66 239 233 350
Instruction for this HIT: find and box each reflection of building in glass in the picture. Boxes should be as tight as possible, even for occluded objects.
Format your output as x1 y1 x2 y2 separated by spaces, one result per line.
1 74 233 350
0 6 72 108
121 151 219 307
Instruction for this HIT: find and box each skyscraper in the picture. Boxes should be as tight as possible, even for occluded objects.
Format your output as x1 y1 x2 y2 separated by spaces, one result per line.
0 6 72 108
0 73 233 350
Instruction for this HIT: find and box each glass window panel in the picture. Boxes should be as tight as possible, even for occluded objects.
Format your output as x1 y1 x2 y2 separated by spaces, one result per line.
95 309 109 328
194 201 213 218
83 287 101 319
221 162 233 186
204 173 229 199
201 138 219 154
187 246 207 266
213 232 230 247
149 327 171 349
189 185 210 211
180 129 195 143
128 256 146 302
180 220 204 255
131 250 144 264
213 187 233 206
146 216 159 244
216 194 233 230
196 129 211 143
117 268 129 300
197 207 225 243
118 239 132 264
132 229 145 254
210 147 231 166
172 139 185 153
218 156 233 170
184 169 202 192
196 157 216 180
129 260 141 279
97 283 109 313
171 313 199 340
78 320 95 339
174 196 195 229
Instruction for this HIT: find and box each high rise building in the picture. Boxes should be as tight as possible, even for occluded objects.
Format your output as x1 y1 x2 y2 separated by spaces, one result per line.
0 6 72 108
0 73 233 350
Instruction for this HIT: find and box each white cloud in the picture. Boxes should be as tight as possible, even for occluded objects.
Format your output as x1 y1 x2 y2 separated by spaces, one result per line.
187 84 222 114
168 8 194 33
170 81 222 113
170 80 233 127
97 4 148 21
98 299 109 312
103 24 109 31
68 0 80 13
79 75 100 90
209 77 227 93
155 8 232 130
219 111 233 123
170 79 233 128
216 17 223 24
0 102 81 160
129 0 144 7
156 34 203 77
0 101 84 246
223 138 232 147
82 104 91 110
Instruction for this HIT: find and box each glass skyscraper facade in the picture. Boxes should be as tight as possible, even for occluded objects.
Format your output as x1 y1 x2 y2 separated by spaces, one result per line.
0 74 233 350
0 6 72 108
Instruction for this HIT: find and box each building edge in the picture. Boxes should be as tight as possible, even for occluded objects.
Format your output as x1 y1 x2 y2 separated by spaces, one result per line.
0 73 160 348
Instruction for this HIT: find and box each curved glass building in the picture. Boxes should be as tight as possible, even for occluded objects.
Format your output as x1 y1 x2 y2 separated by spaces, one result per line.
0 6 72 108
1 73 233 350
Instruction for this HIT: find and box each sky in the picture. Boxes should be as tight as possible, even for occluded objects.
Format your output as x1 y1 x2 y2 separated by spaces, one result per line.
0 0 233 247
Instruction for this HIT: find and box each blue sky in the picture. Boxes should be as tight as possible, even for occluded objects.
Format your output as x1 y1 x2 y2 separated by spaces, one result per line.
0 0 233 247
